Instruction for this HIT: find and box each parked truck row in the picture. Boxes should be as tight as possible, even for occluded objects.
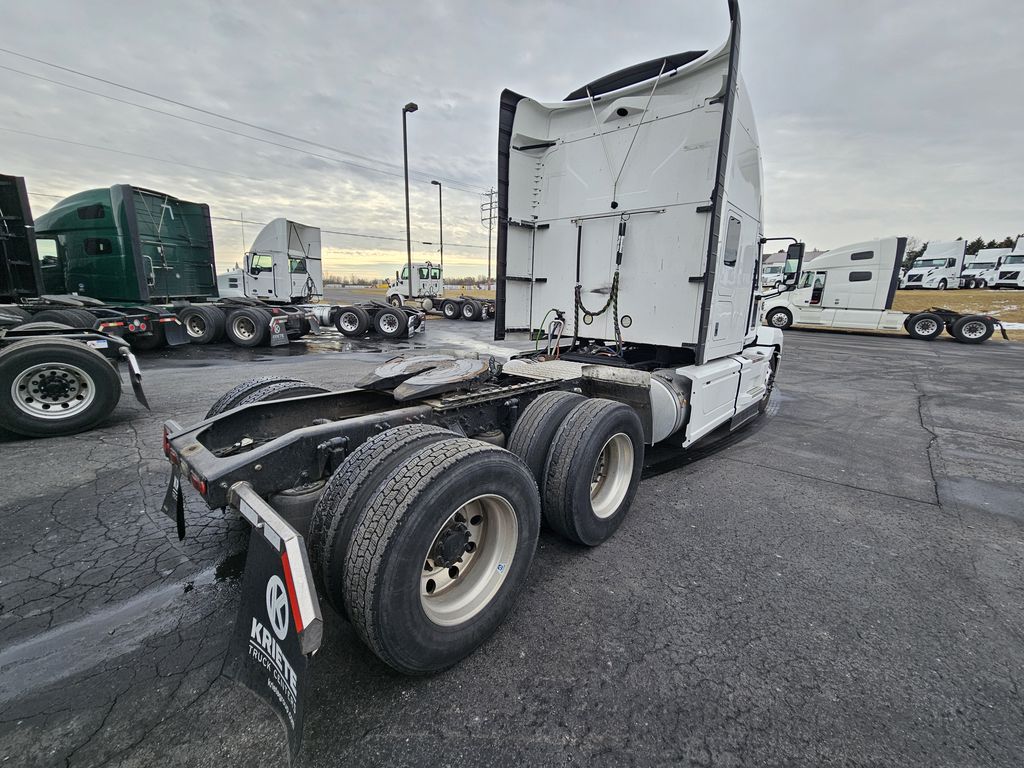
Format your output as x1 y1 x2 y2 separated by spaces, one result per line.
899 238 1024 291
1 176 429 349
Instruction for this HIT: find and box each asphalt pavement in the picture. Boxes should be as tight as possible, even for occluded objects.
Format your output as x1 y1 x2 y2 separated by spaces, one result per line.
1 321 1022 767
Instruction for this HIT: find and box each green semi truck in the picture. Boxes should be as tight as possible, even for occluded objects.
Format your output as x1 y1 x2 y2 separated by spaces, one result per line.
24 182 313 348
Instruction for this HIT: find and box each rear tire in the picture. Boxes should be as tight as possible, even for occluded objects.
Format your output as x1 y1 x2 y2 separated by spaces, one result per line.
951 315 994 344
0 337 121 438
60 309 99 329
335 306 371 337
177 305 225 344
543 399 644 546
309 424 458 616
507 391 586 489
233 380 328 408
442 300 460 320
462 299 483 321
30 309 82 327
344 438 541 674
906 312 944 340
225 307 271 347
374 307 408 338
205 376 308 418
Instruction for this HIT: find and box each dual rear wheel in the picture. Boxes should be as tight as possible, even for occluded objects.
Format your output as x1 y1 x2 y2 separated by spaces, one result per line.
306 394 645 674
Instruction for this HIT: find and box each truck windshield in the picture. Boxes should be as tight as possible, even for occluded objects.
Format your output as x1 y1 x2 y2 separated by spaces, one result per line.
1005 255 1024 265
763 265 782 275
914 258 947 268
970 262 995 269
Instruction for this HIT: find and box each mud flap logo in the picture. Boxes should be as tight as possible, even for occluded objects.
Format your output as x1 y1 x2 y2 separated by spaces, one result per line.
223 528 309 761
266 575 289 640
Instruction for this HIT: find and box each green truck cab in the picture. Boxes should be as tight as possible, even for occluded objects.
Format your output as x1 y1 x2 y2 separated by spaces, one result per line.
34 185 217 303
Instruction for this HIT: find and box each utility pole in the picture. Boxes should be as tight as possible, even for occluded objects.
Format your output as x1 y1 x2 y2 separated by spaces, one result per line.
430 180 443 278
402 102 418 300
480 188 497 290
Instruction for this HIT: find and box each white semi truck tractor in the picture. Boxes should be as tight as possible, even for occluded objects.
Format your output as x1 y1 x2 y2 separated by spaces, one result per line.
993 237 1024 289
763 237 1005 343
899 240 967 290
962 247 1010 289
160 0 789 748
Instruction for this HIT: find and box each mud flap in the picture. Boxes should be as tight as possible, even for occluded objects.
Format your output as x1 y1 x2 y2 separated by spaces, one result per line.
270 317 289 346
222 482 323 763
125 351 150 409
162 318 189 346
161 465 186 539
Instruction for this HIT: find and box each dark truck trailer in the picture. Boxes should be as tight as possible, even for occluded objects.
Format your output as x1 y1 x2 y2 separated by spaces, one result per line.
31 184 310 348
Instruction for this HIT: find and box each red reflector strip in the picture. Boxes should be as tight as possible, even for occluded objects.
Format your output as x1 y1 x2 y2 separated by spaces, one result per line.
279 551 304 634
100 321 125 329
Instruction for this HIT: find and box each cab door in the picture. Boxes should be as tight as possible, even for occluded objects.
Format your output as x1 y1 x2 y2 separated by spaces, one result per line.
792 270 835 325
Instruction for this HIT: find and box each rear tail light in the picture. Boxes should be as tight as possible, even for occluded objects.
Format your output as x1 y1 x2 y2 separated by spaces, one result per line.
99 320 125 330
189 471 207 496
162 426 179 464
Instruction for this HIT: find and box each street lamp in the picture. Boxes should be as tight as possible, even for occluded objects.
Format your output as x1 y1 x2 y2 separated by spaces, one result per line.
402 102 418 300
430 180 443 280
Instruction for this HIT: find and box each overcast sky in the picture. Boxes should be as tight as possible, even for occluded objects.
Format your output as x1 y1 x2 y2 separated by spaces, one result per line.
2 1 1022 278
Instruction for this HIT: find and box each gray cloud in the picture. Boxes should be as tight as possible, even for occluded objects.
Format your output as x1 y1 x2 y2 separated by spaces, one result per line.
2 1 1021 276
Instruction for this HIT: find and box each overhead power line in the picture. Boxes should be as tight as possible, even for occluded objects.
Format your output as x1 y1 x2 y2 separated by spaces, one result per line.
1 126 263 181
24 191 487 250
0 46 489 194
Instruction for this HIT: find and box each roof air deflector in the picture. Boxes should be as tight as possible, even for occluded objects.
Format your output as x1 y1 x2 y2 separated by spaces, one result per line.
563 50 708 101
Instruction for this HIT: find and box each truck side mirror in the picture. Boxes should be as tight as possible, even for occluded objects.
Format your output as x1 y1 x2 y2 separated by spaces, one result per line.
782 242 805 289
395 270 400 283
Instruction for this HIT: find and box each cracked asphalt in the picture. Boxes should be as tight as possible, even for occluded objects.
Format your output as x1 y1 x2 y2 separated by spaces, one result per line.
1 321 1022 767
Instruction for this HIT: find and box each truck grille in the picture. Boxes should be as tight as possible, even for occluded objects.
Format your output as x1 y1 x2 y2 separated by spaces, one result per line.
907 274 922 282
999 271 1020 281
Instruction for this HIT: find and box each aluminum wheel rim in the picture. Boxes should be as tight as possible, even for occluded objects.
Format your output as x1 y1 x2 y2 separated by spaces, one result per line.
914 318 938 336
339 312 360 332
444 304 456 317
12 362 97 420
770 312 788 328
233 316 256 339
420 494 518 627
590 433 633 519
462 305 474 318
185 315 207 338
961 321 987 339
379 313 400 334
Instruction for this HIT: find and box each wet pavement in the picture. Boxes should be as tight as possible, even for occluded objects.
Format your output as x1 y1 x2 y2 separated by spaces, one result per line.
1 321 1022 767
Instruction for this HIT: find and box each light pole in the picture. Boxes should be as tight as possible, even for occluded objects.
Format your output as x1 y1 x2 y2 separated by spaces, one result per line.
430 180 443 281
402 102 418 300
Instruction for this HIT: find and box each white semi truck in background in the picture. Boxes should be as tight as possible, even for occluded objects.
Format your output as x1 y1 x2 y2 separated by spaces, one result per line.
962 247 1010 288
386 262 495 320
763 237 1004 343
899 240 969 290
161 5 793 747
993 237 1024 289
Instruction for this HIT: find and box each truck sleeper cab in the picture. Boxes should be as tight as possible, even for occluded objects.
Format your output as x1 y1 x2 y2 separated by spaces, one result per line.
762 237 1004 343
162 1 781 716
